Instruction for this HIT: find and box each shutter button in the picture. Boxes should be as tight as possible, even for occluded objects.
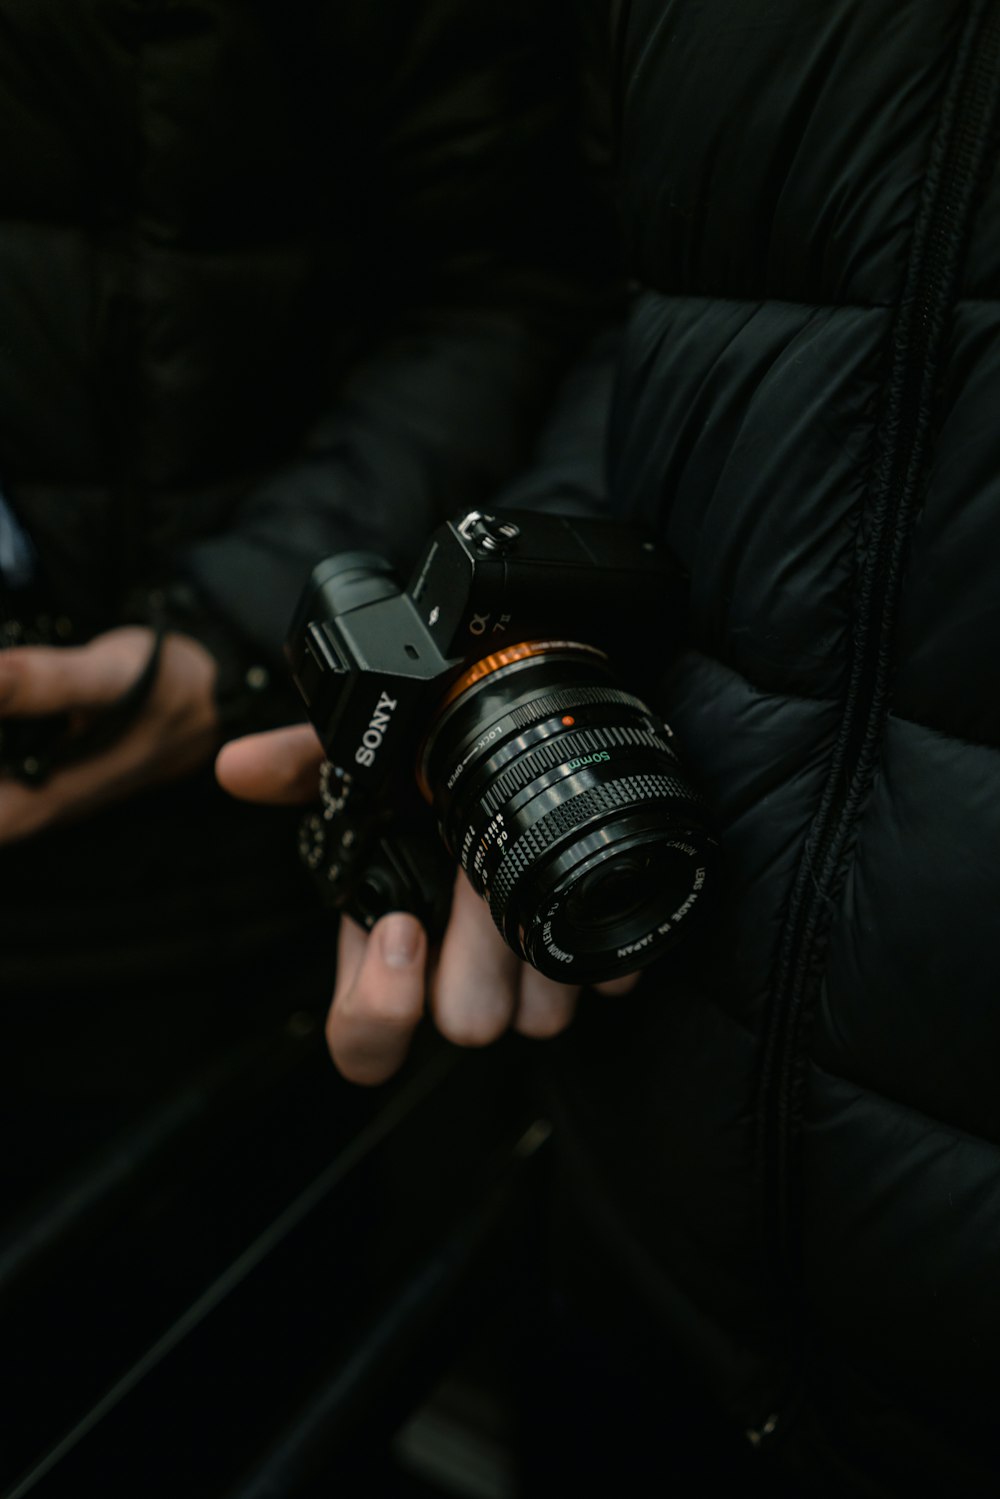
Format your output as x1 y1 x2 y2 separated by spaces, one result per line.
466 514 521 554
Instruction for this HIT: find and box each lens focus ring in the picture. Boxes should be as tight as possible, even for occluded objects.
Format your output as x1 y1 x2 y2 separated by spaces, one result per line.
480 723 673 816
486 771 696 925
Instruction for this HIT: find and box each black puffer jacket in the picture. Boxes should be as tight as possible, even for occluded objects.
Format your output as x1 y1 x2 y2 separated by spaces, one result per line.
553 3 1000 1492
0 1 610 978
0 0 607 650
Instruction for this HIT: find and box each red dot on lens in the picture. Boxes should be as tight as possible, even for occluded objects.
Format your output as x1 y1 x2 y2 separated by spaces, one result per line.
561 715 575 726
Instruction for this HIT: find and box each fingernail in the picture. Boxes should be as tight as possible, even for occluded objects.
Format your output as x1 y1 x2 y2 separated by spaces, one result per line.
379 913 421 969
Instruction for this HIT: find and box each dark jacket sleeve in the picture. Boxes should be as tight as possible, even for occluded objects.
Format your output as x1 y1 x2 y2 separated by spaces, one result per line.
153 0 619 729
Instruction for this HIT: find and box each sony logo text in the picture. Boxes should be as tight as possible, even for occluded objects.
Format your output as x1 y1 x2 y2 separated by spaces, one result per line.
355 691 398 767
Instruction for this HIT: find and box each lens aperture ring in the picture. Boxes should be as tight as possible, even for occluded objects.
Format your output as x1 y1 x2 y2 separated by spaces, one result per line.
486 772 695 928
507 685 649 731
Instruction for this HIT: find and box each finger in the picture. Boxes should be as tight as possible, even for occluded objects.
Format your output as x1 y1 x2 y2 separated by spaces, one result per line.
0 629 154 716
326 912 428 1086
432 874 520 1047
515 965 580 1040
0 720 156 844
333 913 369 1001
216 724 324 804
0 780 54 845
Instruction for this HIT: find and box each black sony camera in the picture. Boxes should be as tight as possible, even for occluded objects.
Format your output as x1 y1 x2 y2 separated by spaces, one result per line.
286 510 717 985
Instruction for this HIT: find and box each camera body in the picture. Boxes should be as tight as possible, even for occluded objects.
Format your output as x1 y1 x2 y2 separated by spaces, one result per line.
287 510 716 983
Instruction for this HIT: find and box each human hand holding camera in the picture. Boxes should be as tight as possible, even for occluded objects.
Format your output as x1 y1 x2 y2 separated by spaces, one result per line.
217 510 716 1086
0 626 219 843
217 722 639 1086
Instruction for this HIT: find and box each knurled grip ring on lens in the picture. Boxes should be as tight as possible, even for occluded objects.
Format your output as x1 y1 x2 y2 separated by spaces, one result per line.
507 685 648 731
486 772 695 925
479 722 674 816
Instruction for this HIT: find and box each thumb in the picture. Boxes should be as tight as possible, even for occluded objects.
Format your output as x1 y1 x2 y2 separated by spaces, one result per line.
216 724 326 805
0 629 154 717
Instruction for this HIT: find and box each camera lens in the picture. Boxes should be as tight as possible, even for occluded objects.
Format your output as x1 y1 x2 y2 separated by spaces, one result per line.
418 642 717 984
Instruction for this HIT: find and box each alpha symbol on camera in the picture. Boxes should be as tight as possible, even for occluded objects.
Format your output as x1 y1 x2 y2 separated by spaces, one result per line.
469 610 510 637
